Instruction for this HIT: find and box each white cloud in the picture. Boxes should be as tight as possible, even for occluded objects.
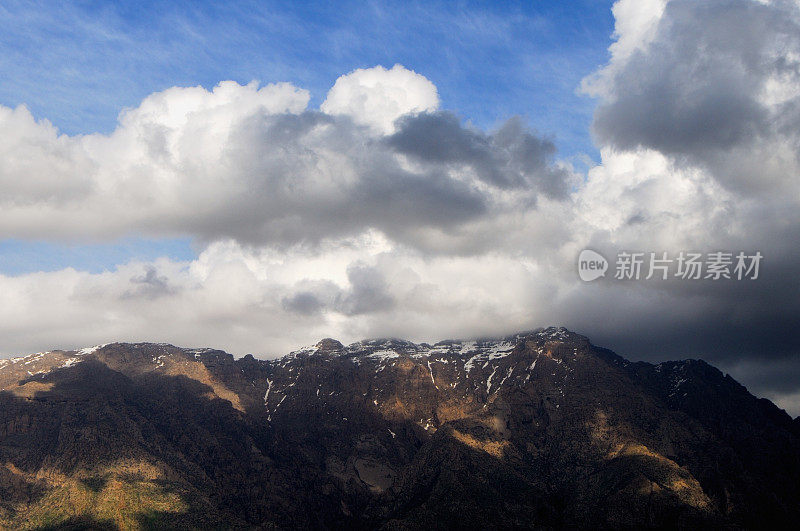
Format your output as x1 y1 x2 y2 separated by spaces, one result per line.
0 104 94 203
0 238 555 357
321 64 439 134
0 67 568 250
580 0 667 99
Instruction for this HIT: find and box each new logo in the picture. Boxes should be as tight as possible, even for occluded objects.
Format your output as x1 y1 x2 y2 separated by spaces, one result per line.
578 249 608 281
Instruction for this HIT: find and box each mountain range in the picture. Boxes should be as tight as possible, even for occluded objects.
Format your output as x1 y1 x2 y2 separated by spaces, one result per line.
1 327 799 529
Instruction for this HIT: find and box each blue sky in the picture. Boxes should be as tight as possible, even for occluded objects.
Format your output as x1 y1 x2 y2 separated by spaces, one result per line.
0 0 614 274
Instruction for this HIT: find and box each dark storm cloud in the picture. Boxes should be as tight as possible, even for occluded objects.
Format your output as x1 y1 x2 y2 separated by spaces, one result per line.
591 0 800 192
560 221 800 416
388 112 570 198
575 0 800 414
724 358 800 397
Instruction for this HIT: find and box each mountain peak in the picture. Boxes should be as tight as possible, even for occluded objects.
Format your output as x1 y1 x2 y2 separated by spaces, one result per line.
315 338 344 352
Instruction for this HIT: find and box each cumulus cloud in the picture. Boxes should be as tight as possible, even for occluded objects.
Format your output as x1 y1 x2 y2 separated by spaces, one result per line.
0 66 569 253
321 64 439 134
0 105 95 202
583 0 800 195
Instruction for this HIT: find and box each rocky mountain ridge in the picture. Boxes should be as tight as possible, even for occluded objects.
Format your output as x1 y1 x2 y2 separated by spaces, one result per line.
1 327 799 529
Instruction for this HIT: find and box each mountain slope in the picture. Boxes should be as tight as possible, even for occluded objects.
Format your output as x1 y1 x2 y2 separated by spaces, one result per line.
1 328 798 529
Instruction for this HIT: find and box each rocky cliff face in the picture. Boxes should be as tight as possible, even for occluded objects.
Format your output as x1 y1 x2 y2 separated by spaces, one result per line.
1 328 798 529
